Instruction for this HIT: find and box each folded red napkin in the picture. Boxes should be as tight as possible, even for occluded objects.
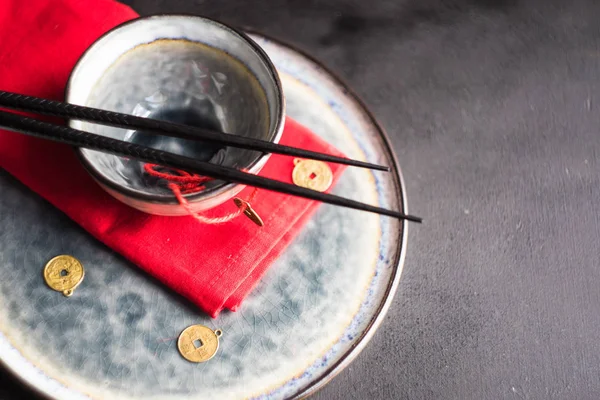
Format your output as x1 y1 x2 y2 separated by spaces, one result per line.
0 0 346 317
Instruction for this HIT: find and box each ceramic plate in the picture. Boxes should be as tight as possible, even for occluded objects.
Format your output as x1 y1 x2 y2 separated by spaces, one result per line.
0 32 408 399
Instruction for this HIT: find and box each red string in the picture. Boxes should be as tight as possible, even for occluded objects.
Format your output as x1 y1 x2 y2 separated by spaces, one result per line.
143 164 258 225
143 164 212 194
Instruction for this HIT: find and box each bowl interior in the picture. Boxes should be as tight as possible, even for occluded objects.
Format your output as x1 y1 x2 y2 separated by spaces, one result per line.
67 16 283 201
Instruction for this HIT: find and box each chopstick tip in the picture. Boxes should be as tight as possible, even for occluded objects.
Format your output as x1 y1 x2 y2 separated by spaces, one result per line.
405 214 423 223
372 164 391 172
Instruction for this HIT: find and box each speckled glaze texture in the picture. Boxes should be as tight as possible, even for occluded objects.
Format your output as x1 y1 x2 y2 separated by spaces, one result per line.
0 33 407 399
83 40 271 196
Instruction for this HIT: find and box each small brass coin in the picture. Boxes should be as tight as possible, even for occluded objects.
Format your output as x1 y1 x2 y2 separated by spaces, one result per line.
177 325 223 363
292 158 333 192
233 197 264 227
43 255 85 297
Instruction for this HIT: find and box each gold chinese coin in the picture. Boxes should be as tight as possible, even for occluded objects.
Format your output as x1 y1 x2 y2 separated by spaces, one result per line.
233 197 264 227
292 158 333 192
43 255 85 297
177 325 223 363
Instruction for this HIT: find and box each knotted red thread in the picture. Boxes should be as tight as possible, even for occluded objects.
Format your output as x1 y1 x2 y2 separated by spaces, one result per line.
144 164 213 193
144 164 259 224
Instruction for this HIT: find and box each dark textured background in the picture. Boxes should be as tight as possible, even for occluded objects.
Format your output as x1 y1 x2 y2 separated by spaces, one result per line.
3 0 600 399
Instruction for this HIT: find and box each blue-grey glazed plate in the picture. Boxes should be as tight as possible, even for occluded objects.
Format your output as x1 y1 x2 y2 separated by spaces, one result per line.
0 32 409 399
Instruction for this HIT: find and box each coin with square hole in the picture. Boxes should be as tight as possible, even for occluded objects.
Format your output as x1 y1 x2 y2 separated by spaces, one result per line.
177 325 223 363
292 158 333 192
43 255 85 297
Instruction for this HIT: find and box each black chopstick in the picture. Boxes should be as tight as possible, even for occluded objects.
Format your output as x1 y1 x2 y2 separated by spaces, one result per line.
0 90 390 172
0 110 422 223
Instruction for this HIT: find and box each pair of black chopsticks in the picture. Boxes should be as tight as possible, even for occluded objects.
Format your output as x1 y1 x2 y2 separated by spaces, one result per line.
0 90 422 223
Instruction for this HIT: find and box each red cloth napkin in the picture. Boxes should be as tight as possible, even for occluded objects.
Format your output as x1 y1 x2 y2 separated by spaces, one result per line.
0 0 346 317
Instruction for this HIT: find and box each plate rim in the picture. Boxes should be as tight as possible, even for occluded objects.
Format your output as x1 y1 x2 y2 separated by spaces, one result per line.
0 19 410 400
243 30 410 400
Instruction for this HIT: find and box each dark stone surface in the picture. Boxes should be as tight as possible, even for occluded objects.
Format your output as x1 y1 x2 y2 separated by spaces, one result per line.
4 0 600 399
